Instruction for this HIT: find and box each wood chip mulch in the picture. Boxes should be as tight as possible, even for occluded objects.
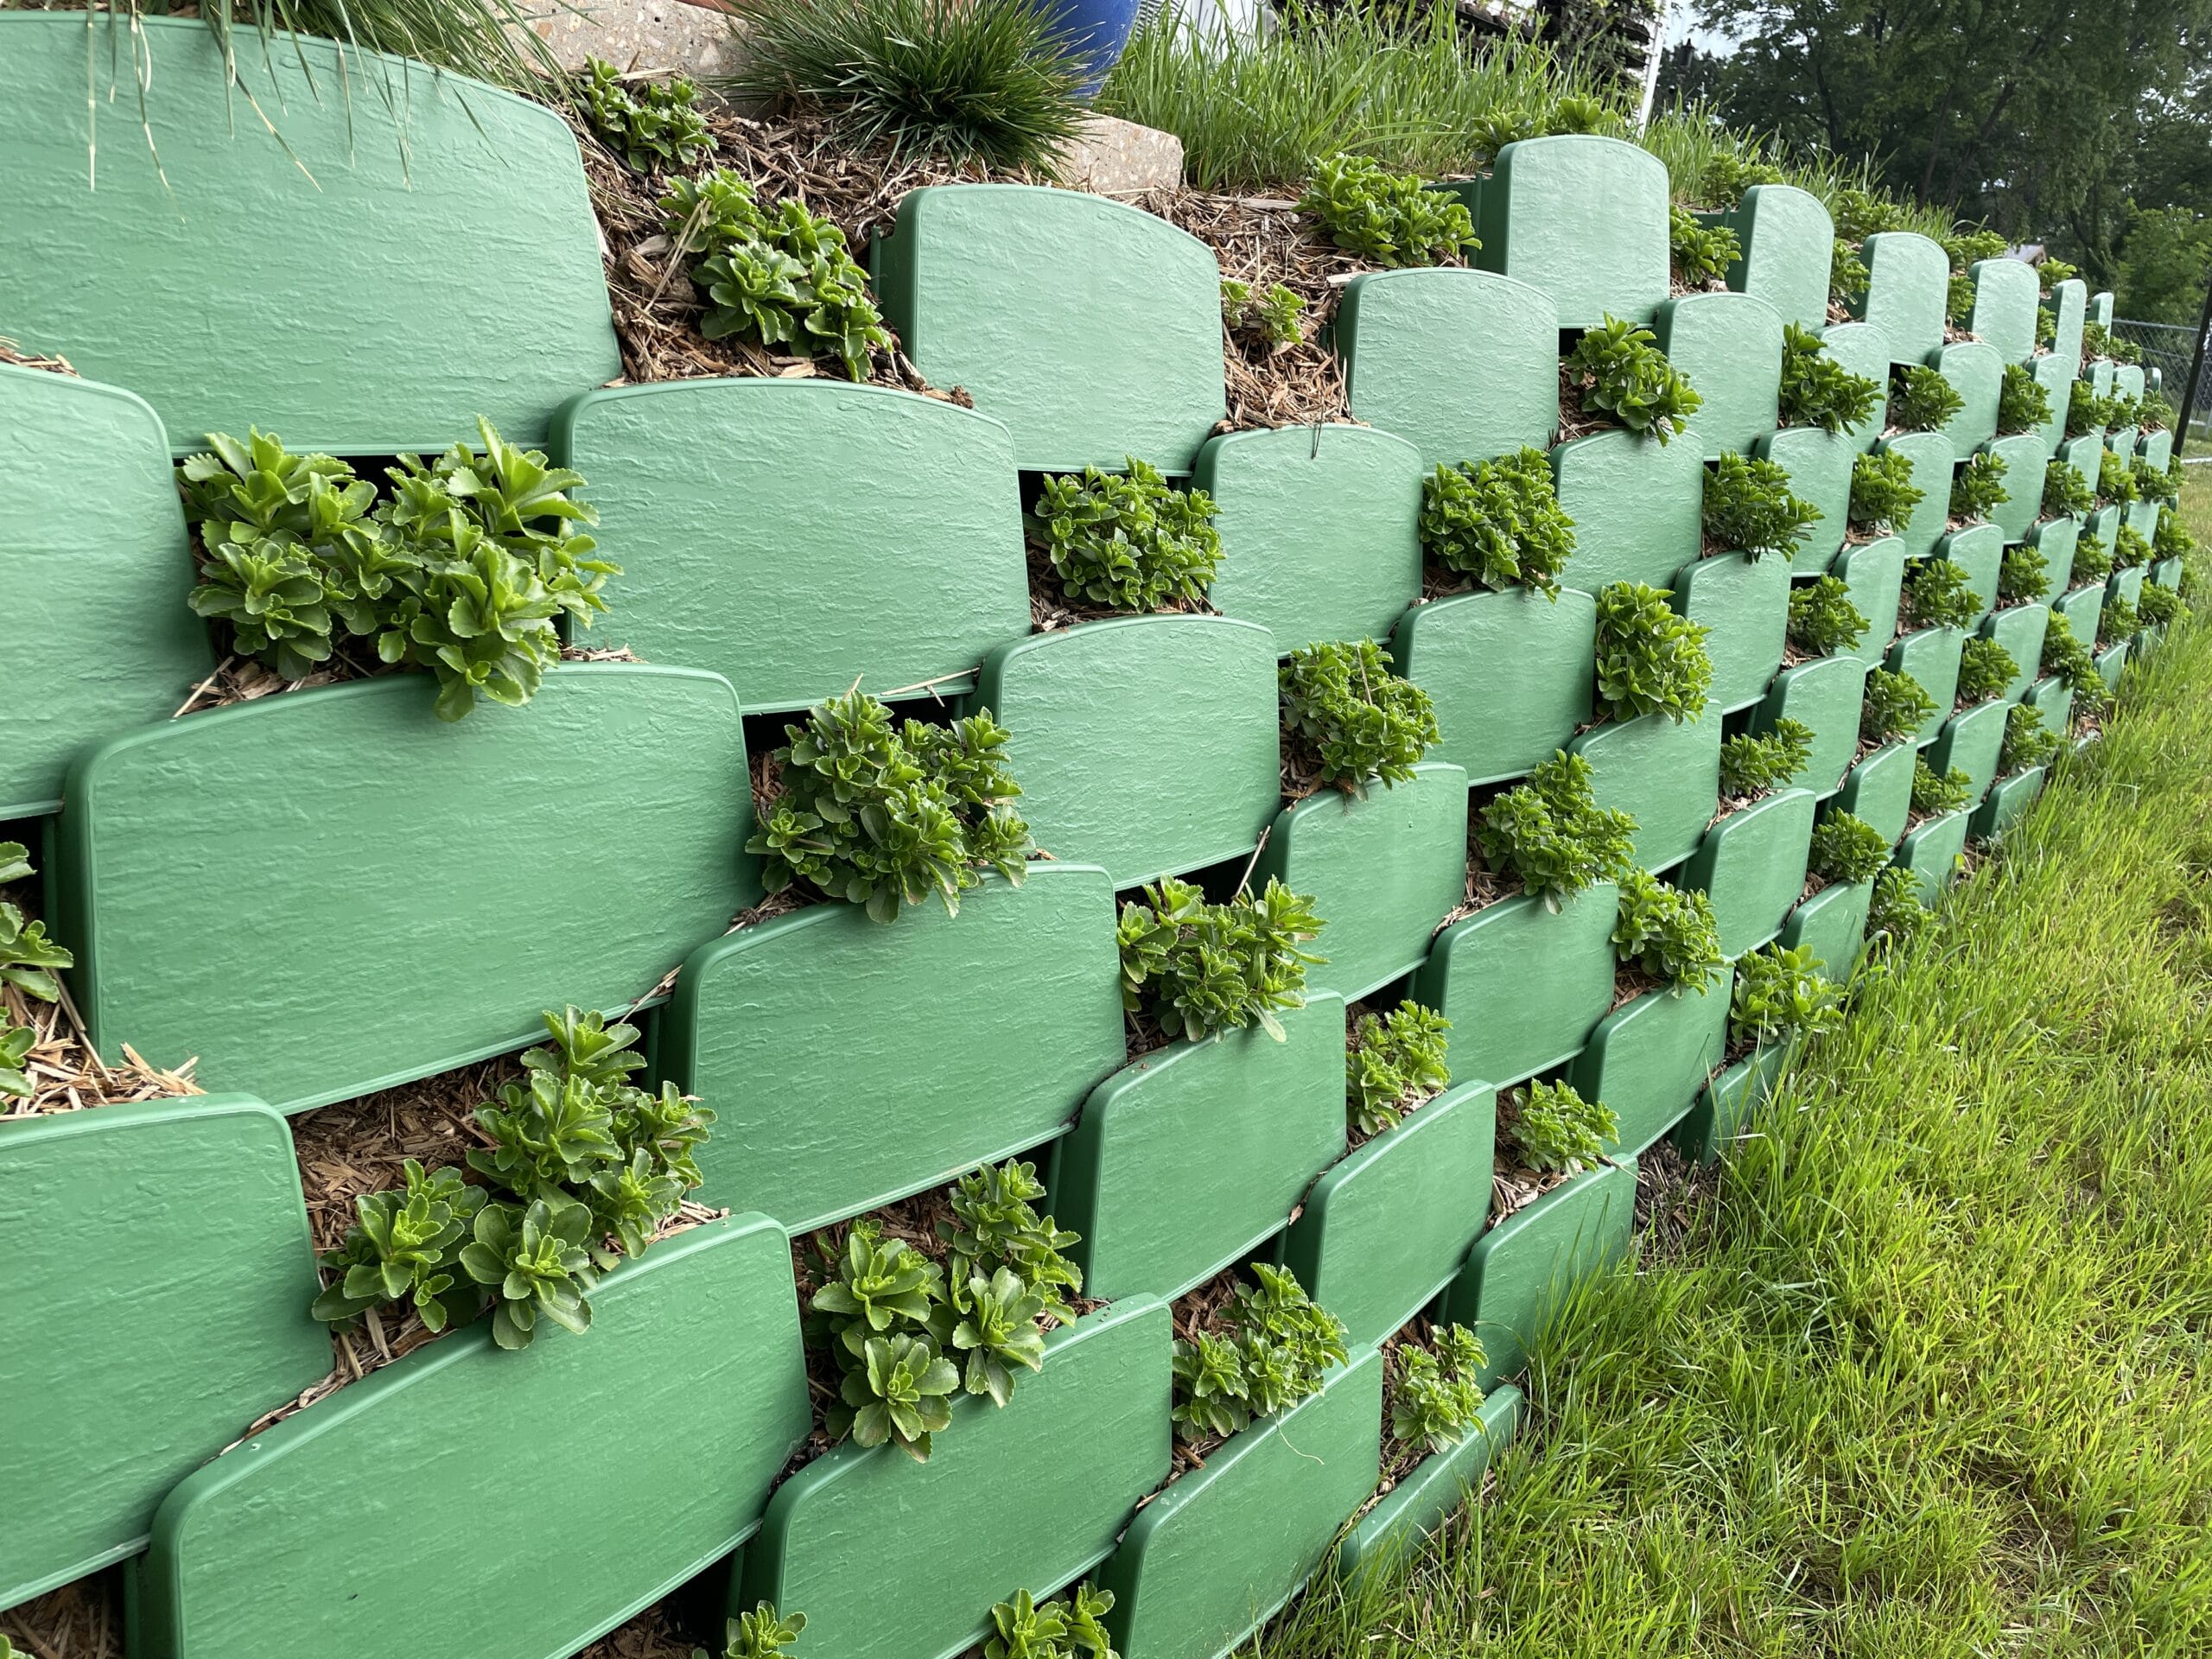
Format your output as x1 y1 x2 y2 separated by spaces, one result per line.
1490 1153 1579 1225
1434 859 1515 932
0 336 78 376
3 1572 119 1659
569 1603 703 1659
1608 963 1662 1011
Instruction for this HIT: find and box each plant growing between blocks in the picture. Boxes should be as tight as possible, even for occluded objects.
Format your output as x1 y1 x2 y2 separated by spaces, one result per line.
1903 557 1980 632
1777 322 1883 435
1909 755 1973 821
2098 594 2140 646
2069 525 2115 585
1719 721 1814 802
699 1601 807 1659
2065 389 2115 440
1345 1001 1451 1136
2133 459 2181 507
1280 639 1440 796
1861 667 1936 747
1171 1262 1349 1447
2042 461 2094 521
1949 453 2010 524
1998 702 2059 777
2113 524 2154 570
2041 612 2106 702
1382 1319 1489 1471
1611 868 1725 994
1704 452 1821 559
1499 1077 1616 1173
2095 451 2139 508
1669 206 1739 289
1029 458 1222 614
1789 577 1871 658
1864 865 1932 953
1954 636 2020 705
0 840 73 1099
1118 877 1326 1045
1220 278 1306 348
2156 509 2197 563
979 1586 1118 1659
1728 943 1840 1053
1890 365 1963 435
1564 316 1703 442
1850 450 1923 537
1469 751 1637 911
578 59 711 175
1807 812 1891 886
1994 363 2050 436
2138 583 2184 632
1420 447 1576 596
1592 582 1713 723
1299 153 1474 268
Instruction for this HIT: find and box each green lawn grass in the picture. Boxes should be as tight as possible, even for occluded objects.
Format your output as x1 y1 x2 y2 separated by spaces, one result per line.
1265 474 2212 1657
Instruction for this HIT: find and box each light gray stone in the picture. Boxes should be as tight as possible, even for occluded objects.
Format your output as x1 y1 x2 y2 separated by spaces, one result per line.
517 0 742 79
1053 113 1184 195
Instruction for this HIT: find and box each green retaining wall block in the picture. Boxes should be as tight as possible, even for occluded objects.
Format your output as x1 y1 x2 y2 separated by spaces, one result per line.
1982 435 2049 544
1929 340 2003 456
1567 984 1729 1157
2096 641 2129 691
1567 710 1723 872
1780 877 1874 982
1098 1349 1383 1659
1928 698 2010 803
1980 604 2049 702
2127 497 2162 544
2107 426 2139 461
1391 588 1596 786
1413 884 1619 1090
1466 136 1670 328
1753 655 1869 797
1281 1079 1497 1352
970 616 1279 888
2088 504 2123 552
552 379 1027 715
135 1217 808 1659
1830 537 1908 664
1680 787 1818 959
2050 279 2088 366
2025 676 2075 739
1936 522 2005 628
874 185 1223 474
1336 1387 1524 1584
1834 741 1916 844
2153 555 2185 589
1651 290 1784 459
0 15 617 454
1057 995 1347 1304
1853 232 1949 364
1553 429 1707 592
736 1298 1171 1659
1441 1156 1636 1388
1878 430 1955 560
55 665 753 1114
1821 321 1894 452
1 1097 327 1610
1670 1043 1792 1164
1336 267 1561 467
2059 433 2104 480
1972 766 2048 840
2111 565 2147 608
2088 358 2115 401
1196 425 1423 652
666 864 1123 1232
1253 763 1470 1001
1894 809 1970 903
2032 517 2081 595
2114 363 2146 403
1675 550 1789 712
2090 289 2115 330
1754 426 1855 573
1885 626 1965 744
2053 584 2103 645
1969 258 2040 363
2140 429 2175 470
2031 354 2074 454
1 365 213 818
1714 184 1834 331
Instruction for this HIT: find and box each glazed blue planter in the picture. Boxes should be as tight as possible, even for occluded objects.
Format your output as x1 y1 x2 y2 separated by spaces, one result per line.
1043 0 1143 94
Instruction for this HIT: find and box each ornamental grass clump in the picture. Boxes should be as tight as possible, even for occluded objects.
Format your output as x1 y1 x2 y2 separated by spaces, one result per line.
179 424 613 721
1788 575 1871 657
1954 636 2019 704
1669 205 1739 287
1299 153 1477 267
1473 752 1637 909
1171 1263 1348 1445
2041 611 2102 696
1388 1323 1488 1455
578 58 710 174
1807 812 1891 885
1891 365 1963 433
1503 1078 1615 1173
1610 868 1724 994
1777 321 1883 435
312 1009 712 1350
1719 720 1813 800
1703 451 1821 559
1994 362 2050 436
1117 877 1325 1044
2042 460 2094 520
1861 667 1936 745
1949 452 2010 523
1565 315 1703 442
1849 449 1923 535
1903 556 1980 630
1910 755 1972 818
1420 448 1577 596
1280 639 1439 794
1345 1001 1450 1136
1999 701 2059 775
1729 942 1841 1052
1029 458 1221 613
1592 581 1713 722
749 691 1030 922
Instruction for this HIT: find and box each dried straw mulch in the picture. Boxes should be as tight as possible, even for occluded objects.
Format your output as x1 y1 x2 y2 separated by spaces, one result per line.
3 1573 121 1659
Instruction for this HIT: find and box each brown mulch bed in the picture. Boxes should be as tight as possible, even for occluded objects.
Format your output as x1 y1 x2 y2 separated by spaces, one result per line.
1608 963 1662 1012
570 1604 703 1659
1434 858 1516 932
3 1572 120 1659
1490 1151 1580 1226
1151 1268 1249 1481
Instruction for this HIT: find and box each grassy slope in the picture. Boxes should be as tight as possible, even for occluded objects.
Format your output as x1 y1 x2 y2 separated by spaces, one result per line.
1267 474 2212 1658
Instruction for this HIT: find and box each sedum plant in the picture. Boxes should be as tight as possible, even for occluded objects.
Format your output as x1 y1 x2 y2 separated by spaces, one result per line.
1564 315 1704 442
1420 448 1576 596
2040 611 2102 696
580 58 711 174
1118 876 1325 1043
2098 594 2140 645
1910 755 1973 818
2042 460 2094 520
1219 278 1306 347
2138 582 2184 631
982 1586 1116 1659
1474 751 1637 908
1949 452 2010 523
1999 701 2059 775
709 1602 807 1659
1788 576 1871 658
0 1023 32 1100
1730 943 1841 1051
1719 720 1814 799
1999 542 2050 605
1610 868 1724 994
1389 1323 1488 1455
1829 237 1871 306
1503 1077 1616 1173
2038 257 2080 291
1299 154 1475 268
1994 362 2050 435
2113 523 2154 571
1891 365 1963 433
1954 635 2019 703
1700 150 1787 206
1777 322 1883 435
1346 1001 1452 1136
2133 458 2182 507
2069 525 2114 583
1703 451 1821 559
1592 582 1713 723
1172 1263 1349 1443
2140 389 2177 431
750 690 1030 922
1849 449 1923 534
1861 667 1935 746
2095 451 2139 507
1903 557 1980 630
1280 639 1440 793
1669 205 1739 287
2105 393 2145 432
1808 811 1891 884
2064 388 2114 439
1864 864 1930 954
2155 507 2197 563
0 842 72 1007
1031 458 1221 613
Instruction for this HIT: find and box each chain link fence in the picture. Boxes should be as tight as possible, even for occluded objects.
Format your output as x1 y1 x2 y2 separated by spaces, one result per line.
2111 316 2212 456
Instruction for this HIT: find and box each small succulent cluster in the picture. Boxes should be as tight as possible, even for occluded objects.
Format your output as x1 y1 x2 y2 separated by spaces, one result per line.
980 1586 1117 1659
1345 1000 1452 1136
2132 457 2182 507
1171 1263 1349 1443
0 841 72 1099
2156 508 2197 563
1954 636 2020 705
1777 321 1883 435
1298 154 1477 267
1117 877 1325 1044
2041 460 2095 520
313 1009 711 1350
1420 447 1578 597
1503 1077 1617 1173
1030 458 1222 613
1388 1323 1489 1454
1891 365 1964 433
1473 751 1637 908
1829 237 1872 306
1996 543 2049 608
2097 593 2140 646
1998 702 2059 776
1669 205 1740 287
579 58 711 174
2082 320 2142 364
703 1602 808 1659
1909 755 1973 819
1700 149 1787 206
1280 639 1440 793
1903 556 1980 631
2064 388 2115 439
1807 811 1891 885
750 690 1031 923
1703 451 1823 560
2069 525 2114 583
1565 315 1705 442
2138 582 2184 631
180 424 613 720
1861 667 1936 746
1788 575 1871 658
1995 362 2051 435
804 1159 1082 1460
2139 390 2177 431
1948 452 2010 523
1219 277 1306 347
1849 449 1924 535
1719 719 1814 800
2095 450 2139 507
658 172 890 379
1592 581 1713 723
1466 92 1619 164
1729 943 1841 1052
2113 523 2154 570
1939 230 2008 325
1611 868 1724 994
